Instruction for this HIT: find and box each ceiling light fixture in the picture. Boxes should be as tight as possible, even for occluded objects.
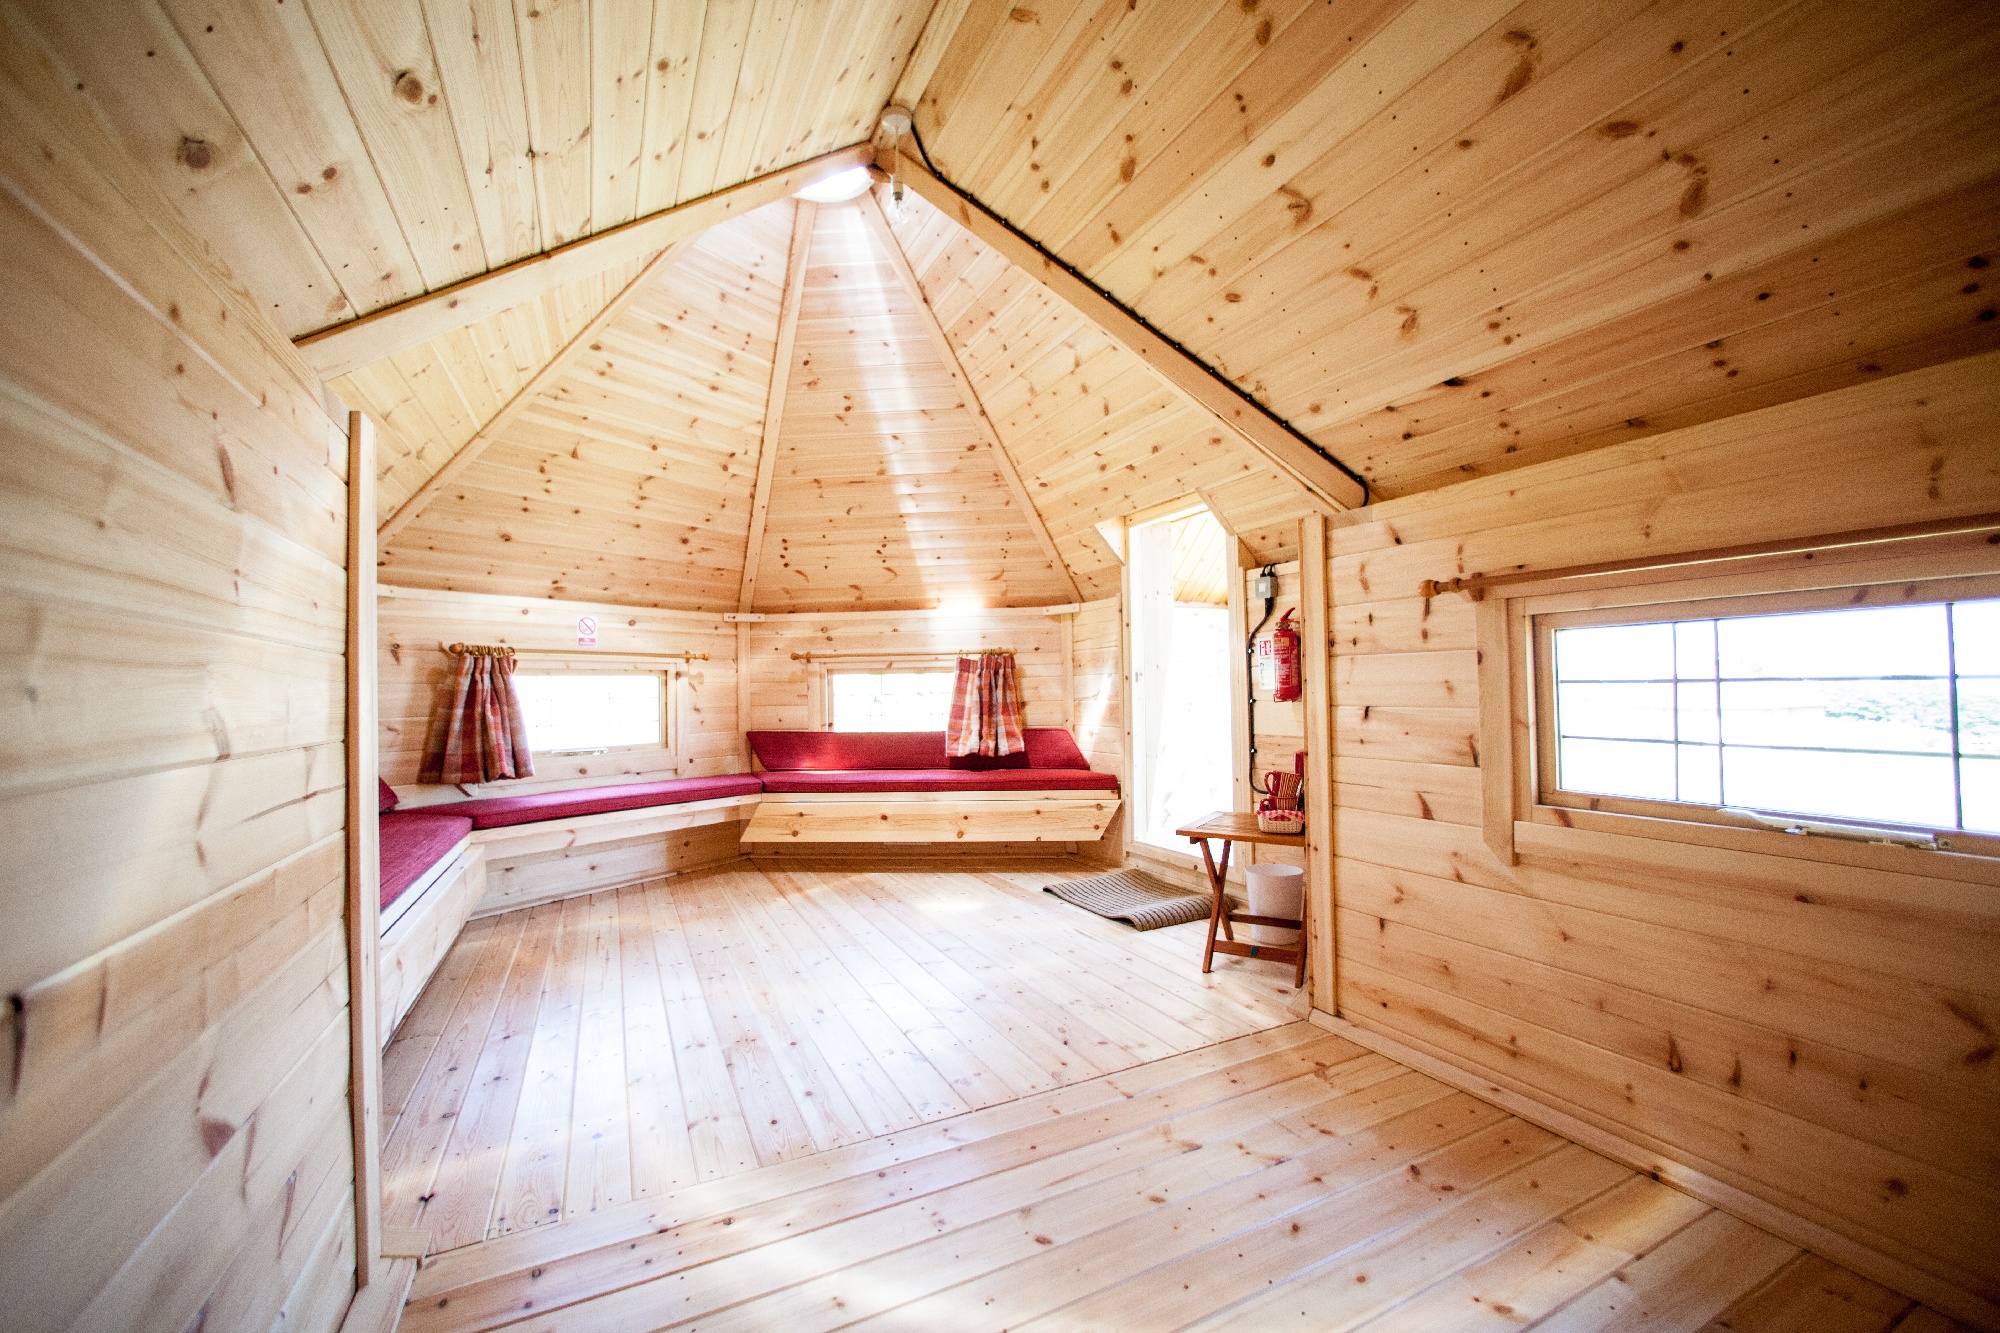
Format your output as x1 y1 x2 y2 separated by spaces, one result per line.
879 104 913 222
793 164 875 204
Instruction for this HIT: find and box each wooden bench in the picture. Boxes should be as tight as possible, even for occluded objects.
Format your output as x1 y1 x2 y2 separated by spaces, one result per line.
740 729 1121 845
377 803 486 1046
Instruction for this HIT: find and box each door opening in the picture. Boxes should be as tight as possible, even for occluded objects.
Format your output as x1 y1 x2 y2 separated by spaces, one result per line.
1129 505 1234 850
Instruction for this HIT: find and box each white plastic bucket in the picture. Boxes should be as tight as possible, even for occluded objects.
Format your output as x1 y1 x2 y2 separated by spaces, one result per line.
1244 863 1304 947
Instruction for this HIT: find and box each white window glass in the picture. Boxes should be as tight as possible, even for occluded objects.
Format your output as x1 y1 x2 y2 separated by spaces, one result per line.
514 674 663 752
828 671 954 731
1548 596 2000 836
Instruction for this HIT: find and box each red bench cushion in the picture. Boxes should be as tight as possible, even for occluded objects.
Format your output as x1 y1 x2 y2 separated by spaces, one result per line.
748 728 1095 773
379 811 473 911
758 768 1119 794
428 774 763 830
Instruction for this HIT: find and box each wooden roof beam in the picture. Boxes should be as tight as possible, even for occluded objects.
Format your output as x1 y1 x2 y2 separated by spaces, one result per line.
859 192 1083 603
296 142 872 381
376 241 690 545
738 201 815 612
894 151 1368 512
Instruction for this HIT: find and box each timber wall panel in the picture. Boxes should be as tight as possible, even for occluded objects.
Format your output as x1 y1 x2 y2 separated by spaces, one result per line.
1326 353 2000 1317
376 585 741 791
0 26 356 1332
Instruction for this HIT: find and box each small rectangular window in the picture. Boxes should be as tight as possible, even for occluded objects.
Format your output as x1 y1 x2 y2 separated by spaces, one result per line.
1539 592 2000 840
827 670 955 732
513 673 665 753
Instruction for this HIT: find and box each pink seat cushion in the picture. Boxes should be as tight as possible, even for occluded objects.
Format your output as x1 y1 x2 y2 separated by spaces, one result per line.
758 768 1118 794
748 729 1096 773
379 812 474 911
428 774 764 830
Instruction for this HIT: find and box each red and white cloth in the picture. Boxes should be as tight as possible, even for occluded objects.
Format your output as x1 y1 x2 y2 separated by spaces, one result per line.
418 648 535 785
946 651 1024 757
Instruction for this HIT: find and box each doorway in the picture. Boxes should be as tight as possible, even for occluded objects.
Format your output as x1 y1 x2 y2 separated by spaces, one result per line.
1128 504 1234 850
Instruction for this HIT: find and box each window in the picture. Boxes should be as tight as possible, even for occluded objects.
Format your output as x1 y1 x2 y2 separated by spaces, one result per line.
827 669 954 731
512 672 665 753
1536 586 2000 846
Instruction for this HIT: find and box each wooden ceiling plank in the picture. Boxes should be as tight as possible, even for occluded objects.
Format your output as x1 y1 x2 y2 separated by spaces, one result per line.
672 0 761 202
303 0 489 292
516 0 592 248
738 200 815 612
10 0 348 336
159 0 426 318
895 153 1366 511
419 0 541 268
888 0 972 115
589 0 660 232
860 193 1082 601
296 141 869 378
629 0 707 219
378 238 691 543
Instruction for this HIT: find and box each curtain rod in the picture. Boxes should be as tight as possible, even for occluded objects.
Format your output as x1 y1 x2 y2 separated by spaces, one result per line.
441 642 710 661
789 648 1017 663
1417 512 2000 600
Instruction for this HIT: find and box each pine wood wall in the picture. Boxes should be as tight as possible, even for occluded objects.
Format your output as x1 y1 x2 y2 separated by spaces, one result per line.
0 20 358 1331
1323 351 2000 1320
376 586 742 791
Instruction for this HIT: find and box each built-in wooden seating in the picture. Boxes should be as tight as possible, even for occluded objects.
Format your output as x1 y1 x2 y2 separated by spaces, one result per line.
739 729 1121 844
429 773 764 859
375 785 484 1046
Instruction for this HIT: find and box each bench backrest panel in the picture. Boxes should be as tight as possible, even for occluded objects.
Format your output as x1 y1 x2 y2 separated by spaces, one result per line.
748 729 1092 772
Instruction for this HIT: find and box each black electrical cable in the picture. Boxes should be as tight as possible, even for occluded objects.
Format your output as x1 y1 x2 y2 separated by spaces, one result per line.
1244 565 1277 800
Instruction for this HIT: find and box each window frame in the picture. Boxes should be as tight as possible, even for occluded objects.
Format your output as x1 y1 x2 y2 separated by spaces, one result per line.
809 655 961 732
1474 526 2000 884
454 652 688 796
512 665 672 757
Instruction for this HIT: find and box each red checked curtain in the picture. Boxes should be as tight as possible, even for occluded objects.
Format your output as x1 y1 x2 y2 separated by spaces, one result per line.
946 651 1024 757
419 646 536 784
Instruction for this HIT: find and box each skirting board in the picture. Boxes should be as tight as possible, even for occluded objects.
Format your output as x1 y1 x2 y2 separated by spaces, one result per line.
337 1256 417 1333
1309 1009 2000 1332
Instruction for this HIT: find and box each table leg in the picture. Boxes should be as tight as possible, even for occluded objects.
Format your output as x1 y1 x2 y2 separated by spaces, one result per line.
1197 837 1225 973
1215 840 1234 941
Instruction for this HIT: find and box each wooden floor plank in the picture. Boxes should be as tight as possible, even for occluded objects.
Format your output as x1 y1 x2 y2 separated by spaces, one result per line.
381 912 522 1229
401 1032 1356 1333
561 892 633 1223
386 864 1962 1333
405 1026 1326 1311
422 903 560 1251
1345 1175 1711 1333
638 881 760 1184
1531 1208 1801 1332
383 913 500 1135
1694 1252 1919 1333
611 885 700 1202
491 897 590 1237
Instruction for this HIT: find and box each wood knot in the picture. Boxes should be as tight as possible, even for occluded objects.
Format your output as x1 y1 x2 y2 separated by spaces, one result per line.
394 71 426 104
175 136 215 171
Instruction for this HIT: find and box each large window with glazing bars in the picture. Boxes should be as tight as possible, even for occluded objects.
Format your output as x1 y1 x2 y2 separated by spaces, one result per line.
1534 581 2000 852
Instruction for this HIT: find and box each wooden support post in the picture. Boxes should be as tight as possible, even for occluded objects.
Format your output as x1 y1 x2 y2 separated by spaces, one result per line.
860 193 1082 601
739 201 815 612
377 241 690 545
295 143 870 378
1298 512 1335 1013
344 409 383 1288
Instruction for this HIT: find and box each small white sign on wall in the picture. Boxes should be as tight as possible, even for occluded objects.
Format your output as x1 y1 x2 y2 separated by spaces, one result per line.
1255 635 1277 690
576 614 597 647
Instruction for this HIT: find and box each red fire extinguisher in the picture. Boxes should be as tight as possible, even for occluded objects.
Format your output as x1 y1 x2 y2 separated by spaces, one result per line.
1271 609 1303 702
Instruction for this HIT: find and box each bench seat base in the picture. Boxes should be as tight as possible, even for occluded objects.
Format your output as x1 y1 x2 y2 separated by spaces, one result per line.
740 790 1121 844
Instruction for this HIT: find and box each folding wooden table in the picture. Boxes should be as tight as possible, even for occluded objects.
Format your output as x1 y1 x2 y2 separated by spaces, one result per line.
1175 810 1308 988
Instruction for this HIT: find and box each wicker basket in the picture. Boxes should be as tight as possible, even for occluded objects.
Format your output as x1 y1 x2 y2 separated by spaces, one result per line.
1256 809 1306 835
